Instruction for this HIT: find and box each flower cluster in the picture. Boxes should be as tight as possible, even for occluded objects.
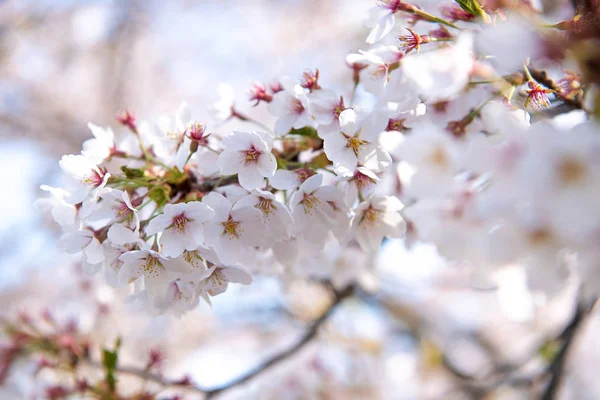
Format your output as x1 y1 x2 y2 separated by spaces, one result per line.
39 0 600 315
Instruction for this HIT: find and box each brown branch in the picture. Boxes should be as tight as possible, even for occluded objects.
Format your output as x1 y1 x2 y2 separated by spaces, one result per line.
203 284 354 399
92 284 355 398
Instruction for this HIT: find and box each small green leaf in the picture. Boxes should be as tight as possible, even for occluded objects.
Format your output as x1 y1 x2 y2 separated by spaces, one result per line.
120 165 145 179
310 152 331 169
454 0 485 17
539 340 560 362
148 185 171 208
289 126 319 139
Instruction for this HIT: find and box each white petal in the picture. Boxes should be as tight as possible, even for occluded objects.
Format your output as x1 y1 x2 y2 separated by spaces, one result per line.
217 150 243 175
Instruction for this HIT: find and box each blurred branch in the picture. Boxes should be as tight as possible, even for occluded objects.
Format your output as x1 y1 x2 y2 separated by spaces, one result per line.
87 283 355 398
203 284 354 399
541 297 598 400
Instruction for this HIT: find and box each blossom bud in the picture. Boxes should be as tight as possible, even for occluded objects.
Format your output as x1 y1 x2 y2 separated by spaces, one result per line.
429 25 452 39
347 61 367 86
116 109 137 133
300 69 321 91
270 81 284 94
441 6 475 22
249 82 273 105
148 348 163 368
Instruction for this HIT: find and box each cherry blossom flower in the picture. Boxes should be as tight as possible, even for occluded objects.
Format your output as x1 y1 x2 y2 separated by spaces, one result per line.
306 89 346 138
346 46 402 94
289 174 349 245
118 249 192 297
202 265 253 297
217 130 277 190
402 33 473 102
351 195 406 252
146 202 215 258
35 185 77 229
524 81 552 111
235 189 294 243
323 109 391 172
202 192 263 264
82 123 115 163
398 28 430 54
267 80 314 135
270 167 315 191
59 154 110 204
364 0 410 44
57 230 105 275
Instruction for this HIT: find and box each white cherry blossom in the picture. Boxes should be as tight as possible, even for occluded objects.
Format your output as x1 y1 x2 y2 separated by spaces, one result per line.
323 109 391 172
351 195 406 252
146 201 215 258
267 80 314 135
59 154 110 204
118 249 192 297
202 192 263 264
217 130 277 190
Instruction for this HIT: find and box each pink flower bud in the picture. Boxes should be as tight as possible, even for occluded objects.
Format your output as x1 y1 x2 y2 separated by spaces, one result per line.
249 82 273 105
116 109 137 133
300 69 321 91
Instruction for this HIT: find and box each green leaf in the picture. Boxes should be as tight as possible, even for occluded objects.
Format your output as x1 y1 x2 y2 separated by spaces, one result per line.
101 337 121 393
539 340 560 362
310 152 331 169
454 0 485 16
148 185 171 208
289 126 319 139
120 165 145 179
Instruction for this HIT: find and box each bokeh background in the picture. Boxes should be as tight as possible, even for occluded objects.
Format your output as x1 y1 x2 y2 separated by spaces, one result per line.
0 0 598 399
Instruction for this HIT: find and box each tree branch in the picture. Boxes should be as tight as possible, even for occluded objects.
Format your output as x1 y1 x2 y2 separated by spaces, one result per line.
541 297 597 400
95 284 355 398
203 284 354 399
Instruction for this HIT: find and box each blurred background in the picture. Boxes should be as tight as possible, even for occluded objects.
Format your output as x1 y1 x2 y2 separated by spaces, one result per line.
0 0 598 399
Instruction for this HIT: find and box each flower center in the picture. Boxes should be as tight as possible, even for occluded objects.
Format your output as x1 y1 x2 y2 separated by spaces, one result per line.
208 269 228 296
354 171 375 191
346 136 368 156
291 98 305 115
83 169 104 187
557 156 586 186
387 118 407 132
172 213 189 233
189 122 207 142
183 250 207 270
222 217 241 239
429 146 449 169
333 97 345 118
141 256 162 278
301 192 320 214
370 65 387 80
295 168 315 183
362 206 379 225
114 201 131 217
243 146 262 165
257 197 275 215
